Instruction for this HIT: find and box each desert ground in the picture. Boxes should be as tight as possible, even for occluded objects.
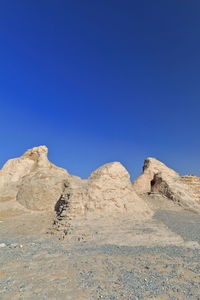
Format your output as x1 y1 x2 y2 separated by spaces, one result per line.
0 194 200 300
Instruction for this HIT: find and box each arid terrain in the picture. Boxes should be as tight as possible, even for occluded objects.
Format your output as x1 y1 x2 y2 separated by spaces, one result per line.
0 146 200 300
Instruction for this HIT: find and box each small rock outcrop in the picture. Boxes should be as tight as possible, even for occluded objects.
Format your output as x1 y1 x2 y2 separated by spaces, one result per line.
150 173 200 210
86 162 151 215
133 157 200 212
133 157 178 194
0 146 70 215
0 146 65 202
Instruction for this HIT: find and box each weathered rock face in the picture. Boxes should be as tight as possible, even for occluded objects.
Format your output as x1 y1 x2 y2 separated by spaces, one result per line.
0 153 36 202
2 145 199 226
180 175 200 204
133 158 200 212
150 173 200 211
16 168 69 211
0 146 65 203
86 162 151 215
55 163 151 218
51 176 87 235
2 148 151 218
51 162 152 236
133 157 178 194
0 146 70 216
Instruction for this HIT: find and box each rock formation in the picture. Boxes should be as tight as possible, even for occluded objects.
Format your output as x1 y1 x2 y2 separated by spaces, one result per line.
0 146 66 202
180 175 200 204
0 146 69 216
16 168 69 211
86 162 151 215
51 176 87 235
0 145 199 228
1 146 151 222
51 162 152 236
133 157 200 212
133 157 178 194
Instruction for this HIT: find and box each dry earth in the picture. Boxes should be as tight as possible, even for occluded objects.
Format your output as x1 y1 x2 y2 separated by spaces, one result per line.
0 196 200 300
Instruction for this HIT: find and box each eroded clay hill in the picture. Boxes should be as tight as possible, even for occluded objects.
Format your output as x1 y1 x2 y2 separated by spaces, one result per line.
0 146 70 218
0 146 151 222
0 146 199 233
133 157 200 212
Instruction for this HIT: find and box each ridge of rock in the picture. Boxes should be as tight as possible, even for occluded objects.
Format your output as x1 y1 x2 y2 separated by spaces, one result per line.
1 147 199 227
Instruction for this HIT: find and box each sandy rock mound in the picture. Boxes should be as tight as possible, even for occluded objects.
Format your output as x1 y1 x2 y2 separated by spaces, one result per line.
16 168 69 211
151 173 200 211
133 157 178 194
0 145 65 203
133 158 200 212
86 162 151 216
0 146 70 217
52 162 152 236
55 162 151 220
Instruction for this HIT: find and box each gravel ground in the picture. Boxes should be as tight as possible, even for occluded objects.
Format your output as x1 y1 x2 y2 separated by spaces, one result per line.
0 210 200 300
154 210 200 244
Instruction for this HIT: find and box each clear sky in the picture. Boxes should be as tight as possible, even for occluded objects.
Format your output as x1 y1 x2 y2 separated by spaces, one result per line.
0 1 200 179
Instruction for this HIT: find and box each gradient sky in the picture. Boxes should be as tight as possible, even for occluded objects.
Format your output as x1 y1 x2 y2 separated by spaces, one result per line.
0 1 200 179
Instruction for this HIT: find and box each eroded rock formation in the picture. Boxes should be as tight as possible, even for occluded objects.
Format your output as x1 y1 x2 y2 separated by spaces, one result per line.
133 157 178 194
86 162 151 215
180 175 200 204
0 146 199 228
0 146 70 216
133 158 200 212
51 162 152 236
16 168 69 211
0 146 67 202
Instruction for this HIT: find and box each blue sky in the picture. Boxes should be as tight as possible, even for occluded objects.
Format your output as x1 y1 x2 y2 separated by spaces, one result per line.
0 1 200 179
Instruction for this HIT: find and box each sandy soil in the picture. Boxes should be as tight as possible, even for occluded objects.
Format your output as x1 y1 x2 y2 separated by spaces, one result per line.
0 196 200 300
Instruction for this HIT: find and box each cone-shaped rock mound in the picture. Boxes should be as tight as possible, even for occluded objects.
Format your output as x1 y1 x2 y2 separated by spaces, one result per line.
86 162 151 214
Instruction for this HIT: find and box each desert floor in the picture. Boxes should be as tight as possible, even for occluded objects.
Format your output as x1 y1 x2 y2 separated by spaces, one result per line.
0 196 200 300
